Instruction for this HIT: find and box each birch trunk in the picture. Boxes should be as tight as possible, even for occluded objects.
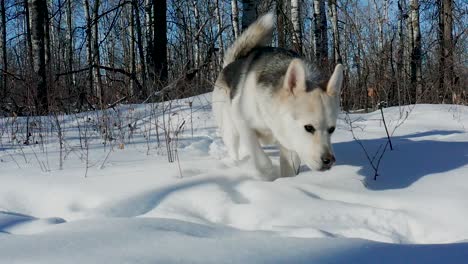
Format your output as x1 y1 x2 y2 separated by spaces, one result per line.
231 0 240 39
372 0 385 51
328 0 341 64
215 0 224 65
291 0 301 53
192 1 200 68
313 0 328 68
31 0 48 113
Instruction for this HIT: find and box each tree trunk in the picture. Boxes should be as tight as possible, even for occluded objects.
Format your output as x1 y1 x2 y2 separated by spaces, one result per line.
66 0 74 90
396 0 406 107
44 2 50 68
175 5 189 69
313 0 328 69
409 0 422 103
1 0 7 100
129 4 136 97
44 0 52 106
241 0 257 31
92 0 103 106
231 0 240 39
83 0 93 100
153 0 168 87
276 0 285 48
328 0 341 64
31 0 48 113
438 0 453 102
24 0 33 66
145 0 153 86
192 1 200 68
372 0 386 52
55 0 63 82
372 0 388 105
132 0 147 98
290 0 301 53
215 0 224 66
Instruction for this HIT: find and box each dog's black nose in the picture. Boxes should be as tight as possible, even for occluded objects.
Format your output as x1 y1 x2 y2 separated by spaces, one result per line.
321 153 336 167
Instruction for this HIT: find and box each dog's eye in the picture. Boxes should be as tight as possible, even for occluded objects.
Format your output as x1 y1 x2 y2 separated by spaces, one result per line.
304 125 315 134
328 127 335 134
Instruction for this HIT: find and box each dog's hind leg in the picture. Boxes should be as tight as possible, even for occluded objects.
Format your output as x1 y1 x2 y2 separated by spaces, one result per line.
213 82 241 161
222 107 240 161
279 145 301 177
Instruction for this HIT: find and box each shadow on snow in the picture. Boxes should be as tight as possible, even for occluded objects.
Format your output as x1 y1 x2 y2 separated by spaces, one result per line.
333 130 467 190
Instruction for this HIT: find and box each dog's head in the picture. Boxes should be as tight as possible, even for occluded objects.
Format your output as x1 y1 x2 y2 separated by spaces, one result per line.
275 60 343 171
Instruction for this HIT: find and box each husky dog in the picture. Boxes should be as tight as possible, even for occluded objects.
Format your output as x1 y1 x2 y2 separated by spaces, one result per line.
212 13 343 180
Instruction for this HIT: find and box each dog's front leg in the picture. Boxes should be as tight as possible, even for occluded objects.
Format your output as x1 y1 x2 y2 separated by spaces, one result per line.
279 145 301 177
237 125 275 180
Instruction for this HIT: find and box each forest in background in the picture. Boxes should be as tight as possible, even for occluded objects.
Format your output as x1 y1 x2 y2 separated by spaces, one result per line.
0 0 466 116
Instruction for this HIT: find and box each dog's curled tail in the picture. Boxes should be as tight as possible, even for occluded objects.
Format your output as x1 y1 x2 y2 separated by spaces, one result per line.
223 13 274 68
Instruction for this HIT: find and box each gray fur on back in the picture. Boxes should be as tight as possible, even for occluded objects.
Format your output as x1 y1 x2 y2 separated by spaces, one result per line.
221 47 326 99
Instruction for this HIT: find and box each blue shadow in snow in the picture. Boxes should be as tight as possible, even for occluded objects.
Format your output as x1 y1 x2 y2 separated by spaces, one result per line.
333 130 468 190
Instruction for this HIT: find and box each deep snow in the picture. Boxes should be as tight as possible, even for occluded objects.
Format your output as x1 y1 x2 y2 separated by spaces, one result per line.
0 94 467 263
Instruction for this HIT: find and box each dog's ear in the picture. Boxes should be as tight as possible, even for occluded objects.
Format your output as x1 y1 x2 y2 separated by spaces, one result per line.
327 64 344 97
284 59 306 95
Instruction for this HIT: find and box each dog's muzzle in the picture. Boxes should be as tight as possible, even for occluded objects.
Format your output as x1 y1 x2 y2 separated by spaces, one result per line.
320 153 336 171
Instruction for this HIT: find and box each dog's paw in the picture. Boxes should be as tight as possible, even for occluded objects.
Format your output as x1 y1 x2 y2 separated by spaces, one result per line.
256 166 279 181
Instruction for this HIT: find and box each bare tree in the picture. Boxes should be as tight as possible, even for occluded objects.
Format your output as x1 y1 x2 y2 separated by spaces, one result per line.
0 0 465 117
24 0 33 65
328 0 341 64
291 0 301 53
31 0 48 113
0 0 6 100
371 0 389 107
129 4 136 97
313 0 328 69
192 1 200 67
66 0 74 91
276 0 286 48
153 0 168 87
396 0 407 107
145 0 153 86
372 0 388 52
44 1 51 68
231 0 240 39
438 0 454 102
83 0 93 103
216 0 224 65
132 0 147 98
241 0 258 31
93 0 103 106
409 0 422 103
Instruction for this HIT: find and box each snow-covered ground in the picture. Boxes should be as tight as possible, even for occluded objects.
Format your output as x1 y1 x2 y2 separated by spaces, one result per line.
1 94 467 263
